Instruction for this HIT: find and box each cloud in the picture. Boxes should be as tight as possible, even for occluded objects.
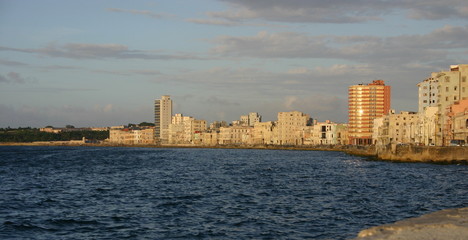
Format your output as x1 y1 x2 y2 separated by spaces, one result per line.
211 25 468 67
0 59 28 67
0 43 205 60
0 72 28 84
106 8 172 19
213 0 468 23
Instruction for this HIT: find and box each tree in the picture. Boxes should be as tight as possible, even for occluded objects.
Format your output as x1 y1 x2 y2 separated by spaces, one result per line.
139 122 155 127
66 125 75 129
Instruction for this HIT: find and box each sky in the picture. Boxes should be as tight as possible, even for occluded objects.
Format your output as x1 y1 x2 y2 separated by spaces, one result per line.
1 0 467 128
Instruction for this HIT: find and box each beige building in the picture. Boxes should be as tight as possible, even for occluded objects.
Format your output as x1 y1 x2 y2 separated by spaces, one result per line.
275 111 312 145
444 99 468 145
219 126 253 145
335 124 349 145
433 65 468 145
374 111 418 145
416 107 438 146
306 120 338 145
154 95 172 143
198 130 219 146
168 113 206 144
253 121 275 145
109 127 155 145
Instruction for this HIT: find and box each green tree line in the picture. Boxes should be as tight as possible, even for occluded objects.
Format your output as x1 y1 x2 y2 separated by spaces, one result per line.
0 128 109 142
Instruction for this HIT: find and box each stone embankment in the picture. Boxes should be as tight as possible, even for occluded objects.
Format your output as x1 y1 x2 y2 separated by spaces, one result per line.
346 144 468 163
354 207 468 240
1 142 467 163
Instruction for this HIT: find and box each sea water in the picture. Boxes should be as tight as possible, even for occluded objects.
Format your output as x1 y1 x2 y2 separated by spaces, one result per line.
0 146 467 239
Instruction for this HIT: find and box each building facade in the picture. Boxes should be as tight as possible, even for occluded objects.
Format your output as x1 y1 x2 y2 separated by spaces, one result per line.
417 73 439 113
168 113 207 144
434 65 468 145
109 127 155 145
348 80 391 145
374 111 418 146
275 111 312 145
154 95 172 143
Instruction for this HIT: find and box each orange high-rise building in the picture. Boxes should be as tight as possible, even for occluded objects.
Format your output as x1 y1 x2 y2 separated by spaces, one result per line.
348 80 391 145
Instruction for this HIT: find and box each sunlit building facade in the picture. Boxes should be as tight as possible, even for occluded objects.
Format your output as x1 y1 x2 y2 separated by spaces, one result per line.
154 95 172 143
348 80 391 145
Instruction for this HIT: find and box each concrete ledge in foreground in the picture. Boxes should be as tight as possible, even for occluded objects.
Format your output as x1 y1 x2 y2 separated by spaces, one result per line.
354 207 468 240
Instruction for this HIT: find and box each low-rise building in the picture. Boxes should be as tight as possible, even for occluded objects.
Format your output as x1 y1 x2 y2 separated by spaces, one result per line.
109 127 155 145
219 126 253 145
444 99 468 145
375 111 418 145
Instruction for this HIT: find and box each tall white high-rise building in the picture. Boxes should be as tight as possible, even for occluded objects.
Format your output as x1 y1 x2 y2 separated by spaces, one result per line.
154 95 172 143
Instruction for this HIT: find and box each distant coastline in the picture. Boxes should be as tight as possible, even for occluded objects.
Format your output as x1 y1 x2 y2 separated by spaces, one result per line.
1 141 467 164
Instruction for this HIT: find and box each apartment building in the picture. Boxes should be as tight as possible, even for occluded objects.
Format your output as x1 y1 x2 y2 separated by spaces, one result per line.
444 99 468 145
218 126 253 145
275 111 312 145
417 73 439 113
154 95 172 143
434 65 468 145
109 127 155 145
348 80 391 145
168 113 207 144
374 111 418 145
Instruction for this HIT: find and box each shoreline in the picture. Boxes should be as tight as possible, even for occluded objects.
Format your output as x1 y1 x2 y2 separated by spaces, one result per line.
1 141 467 164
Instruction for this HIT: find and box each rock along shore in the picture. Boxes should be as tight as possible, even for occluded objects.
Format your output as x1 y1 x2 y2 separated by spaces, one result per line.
353 207 468 240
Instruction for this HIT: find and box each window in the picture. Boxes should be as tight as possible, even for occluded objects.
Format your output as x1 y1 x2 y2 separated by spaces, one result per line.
463 76 466 82
446 87 449 92
445 76 450 82
454 86 457 91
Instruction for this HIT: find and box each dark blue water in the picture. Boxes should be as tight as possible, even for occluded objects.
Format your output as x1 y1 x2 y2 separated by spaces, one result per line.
0 146 467 239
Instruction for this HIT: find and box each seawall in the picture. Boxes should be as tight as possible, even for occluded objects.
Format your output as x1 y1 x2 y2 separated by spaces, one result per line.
1 142 466 163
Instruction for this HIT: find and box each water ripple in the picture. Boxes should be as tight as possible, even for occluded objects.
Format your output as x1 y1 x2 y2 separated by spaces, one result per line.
0 146 467 239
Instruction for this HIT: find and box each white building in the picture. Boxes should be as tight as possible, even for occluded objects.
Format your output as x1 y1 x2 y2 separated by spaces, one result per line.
154 95 172 143
417 73 439 113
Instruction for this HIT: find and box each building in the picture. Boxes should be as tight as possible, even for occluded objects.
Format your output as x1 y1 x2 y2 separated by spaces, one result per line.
444 99 468 145
252 121 275 145
348 80 391 145
168 113 207 144
239 112 262 127
275 111 312 145
109 127 155 145
154 95 172 143
417 73 439 113
434 65 468 145
374 111 418 146
305 120 337 145
218 126 253 145
415 107 438 146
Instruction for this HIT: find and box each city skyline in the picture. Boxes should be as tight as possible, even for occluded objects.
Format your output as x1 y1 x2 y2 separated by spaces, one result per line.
1 0 468 127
